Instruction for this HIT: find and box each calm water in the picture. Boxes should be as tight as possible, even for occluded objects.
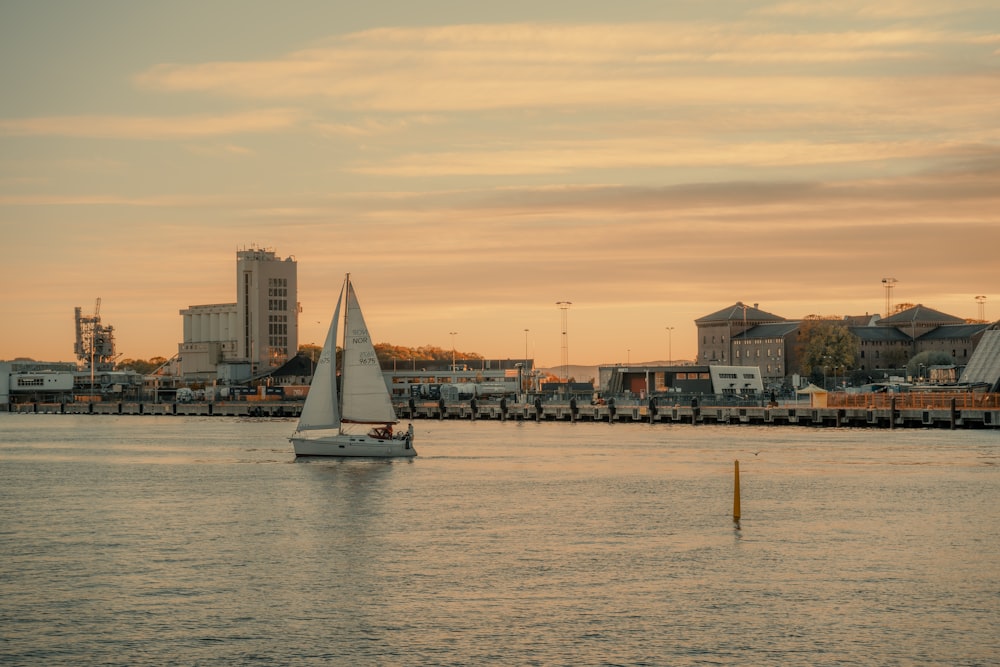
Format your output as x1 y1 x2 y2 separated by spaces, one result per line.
1 415 997 666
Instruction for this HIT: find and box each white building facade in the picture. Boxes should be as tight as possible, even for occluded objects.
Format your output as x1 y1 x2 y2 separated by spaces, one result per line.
178 247 299 381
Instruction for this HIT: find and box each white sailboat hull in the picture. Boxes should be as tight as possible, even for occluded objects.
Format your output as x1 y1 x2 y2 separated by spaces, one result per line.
290 432 417 458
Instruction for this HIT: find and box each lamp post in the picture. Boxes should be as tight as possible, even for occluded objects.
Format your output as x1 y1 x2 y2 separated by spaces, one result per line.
556 301 572 380
665 326 674 363
882 277 898 316
449 331 457 376
524 328 530 394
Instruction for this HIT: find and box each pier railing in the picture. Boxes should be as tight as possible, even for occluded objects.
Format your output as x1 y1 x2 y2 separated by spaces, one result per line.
825 392 1000 410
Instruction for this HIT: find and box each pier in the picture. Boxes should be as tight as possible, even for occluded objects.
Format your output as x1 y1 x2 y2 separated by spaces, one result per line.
395 392 1000 430
11 392 998 429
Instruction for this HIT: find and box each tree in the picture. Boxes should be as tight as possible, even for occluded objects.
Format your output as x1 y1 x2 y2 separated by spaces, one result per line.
892 302 916 314
796 319 858 385
372 343 483 365
116 356 168 374
298 343 322 364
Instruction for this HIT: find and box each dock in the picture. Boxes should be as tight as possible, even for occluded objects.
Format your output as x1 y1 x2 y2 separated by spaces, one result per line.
11 392 999 429
396 392 1000 430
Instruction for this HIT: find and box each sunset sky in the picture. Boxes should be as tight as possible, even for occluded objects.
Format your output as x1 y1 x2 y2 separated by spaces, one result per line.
2 1 998 368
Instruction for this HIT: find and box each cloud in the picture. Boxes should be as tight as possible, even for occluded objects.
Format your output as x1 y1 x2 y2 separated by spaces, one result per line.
183 143 256 157
131 23 997 111
755 0 993 19
0 109 302 139
349 136 992 177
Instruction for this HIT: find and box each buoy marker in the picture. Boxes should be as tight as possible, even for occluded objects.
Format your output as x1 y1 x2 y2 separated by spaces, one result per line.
733 459 741 529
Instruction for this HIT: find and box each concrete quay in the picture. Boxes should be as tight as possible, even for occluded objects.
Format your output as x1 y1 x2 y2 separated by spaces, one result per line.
398 397 1000 430
10 401 301 418
9 395 999 429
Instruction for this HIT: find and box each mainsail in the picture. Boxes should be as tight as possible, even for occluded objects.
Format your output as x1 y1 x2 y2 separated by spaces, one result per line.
340 278 398 425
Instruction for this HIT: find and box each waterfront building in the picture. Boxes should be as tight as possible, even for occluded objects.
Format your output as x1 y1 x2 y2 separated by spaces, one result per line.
178 303 239 383
382 358 534 400
599 364 763 398
178 246 299 382
731 322 800 381
0 359 144 408
695 303 786 366
696 301 992 385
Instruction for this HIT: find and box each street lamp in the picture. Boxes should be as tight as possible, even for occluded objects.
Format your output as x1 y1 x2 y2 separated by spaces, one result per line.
882 277 898 316
665 326 674 363
449 331 457 374
556 301 572 380
524 328 530 393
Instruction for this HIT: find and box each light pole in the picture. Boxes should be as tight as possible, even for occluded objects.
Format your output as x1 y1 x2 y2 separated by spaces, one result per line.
556 301 572 380
665 326 674 363
975 295 987 322
524 328 530 393
449 331 457 375
882 277 898 316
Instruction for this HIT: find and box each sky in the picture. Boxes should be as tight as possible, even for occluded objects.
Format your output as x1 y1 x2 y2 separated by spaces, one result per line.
2 0 999 368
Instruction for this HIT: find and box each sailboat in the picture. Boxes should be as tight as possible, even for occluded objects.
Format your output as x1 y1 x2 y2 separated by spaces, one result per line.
290 274 416 458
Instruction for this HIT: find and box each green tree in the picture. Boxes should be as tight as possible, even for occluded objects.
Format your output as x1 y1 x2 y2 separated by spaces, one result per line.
796 318 858 385
373 343 483 365
116 356 168 374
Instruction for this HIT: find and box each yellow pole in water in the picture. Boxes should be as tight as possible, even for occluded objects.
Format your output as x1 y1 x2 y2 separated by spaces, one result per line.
733 459 741 524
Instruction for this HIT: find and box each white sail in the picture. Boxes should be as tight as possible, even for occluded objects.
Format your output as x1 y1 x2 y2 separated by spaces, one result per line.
340 278 398 425
290 274 414 457
294 279 343 431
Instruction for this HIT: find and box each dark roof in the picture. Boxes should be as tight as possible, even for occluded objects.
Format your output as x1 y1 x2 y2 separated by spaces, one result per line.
268 352 316 378
843 314 880 326
735 322 801 339
696 302 785 324
878 304 964 326
849 326 913 342
917 323 990 340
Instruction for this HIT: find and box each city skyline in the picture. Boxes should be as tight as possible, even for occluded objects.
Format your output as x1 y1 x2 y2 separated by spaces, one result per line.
2 1 999 367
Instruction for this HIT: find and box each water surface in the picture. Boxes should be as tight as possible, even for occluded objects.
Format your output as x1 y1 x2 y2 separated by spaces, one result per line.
1 415 997 665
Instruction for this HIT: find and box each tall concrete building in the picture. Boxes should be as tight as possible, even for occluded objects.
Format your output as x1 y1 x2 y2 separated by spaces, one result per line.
179 247 298 382
236 247 298 373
